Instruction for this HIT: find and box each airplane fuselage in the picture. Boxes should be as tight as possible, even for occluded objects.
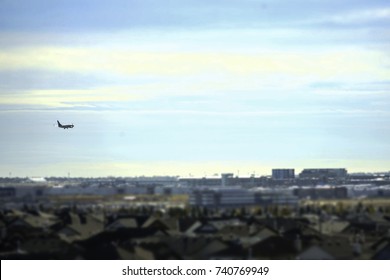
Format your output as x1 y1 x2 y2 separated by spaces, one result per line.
57 120 74 129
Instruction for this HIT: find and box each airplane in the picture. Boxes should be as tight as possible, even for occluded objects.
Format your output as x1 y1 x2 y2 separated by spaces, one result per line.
57 120 74 129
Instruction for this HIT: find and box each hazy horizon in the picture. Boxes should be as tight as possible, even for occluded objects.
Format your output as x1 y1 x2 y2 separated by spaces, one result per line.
1 1 389 177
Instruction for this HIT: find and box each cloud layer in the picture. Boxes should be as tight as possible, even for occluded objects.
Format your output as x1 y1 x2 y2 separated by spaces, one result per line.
0 0 389 176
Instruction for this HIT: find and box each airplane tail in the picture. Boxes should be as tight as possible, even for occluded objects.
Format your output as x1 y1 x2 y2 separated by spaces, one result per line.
57 120 62 126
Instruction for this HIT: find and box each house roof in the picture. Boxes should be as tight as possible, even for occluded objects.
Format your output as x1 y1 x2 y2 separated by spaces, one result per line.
149 236 227 259
115 246 137 260
142 217 179 231
311 220 350 235
250 236 296 259
191 239 229 259
20 236 72 254
9 213 58 229
208 243 247 260
76 227 160 249
106 218 138 230
134 242 183 260
237 226 278 248
370 237 390 260
177 218 200 232
302 236 354 260
298 245 335 260
57 212 104 242
347 213 390 225
217 224 249 237
257 217 310 233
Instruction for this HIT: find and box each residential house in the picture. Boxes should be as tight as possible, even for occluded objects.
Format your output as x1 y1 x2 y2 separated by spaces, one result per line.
370 236 390 260
297 236 354 260
57 212 104 242
250 235 296 259
105 218 138 231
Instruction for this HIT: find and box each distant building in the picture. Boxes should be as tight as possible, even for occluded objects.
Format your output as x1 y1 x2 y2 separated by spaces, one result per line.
299 168 347 179
272 169 295 180
292 186 348 199
0 187 16 199
221 173 234 187
179 177 221 187
0 184 48 200
189 187 255 208
253 188 299 205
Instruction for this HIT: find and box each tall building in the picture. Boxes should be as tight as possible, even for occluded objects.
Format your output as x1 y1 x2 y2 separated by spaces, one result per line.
272 169 295 180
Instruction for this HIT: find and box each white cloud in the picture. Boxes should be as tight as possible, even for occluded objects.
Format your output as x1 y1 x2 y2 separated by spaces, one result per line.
1 46 388 93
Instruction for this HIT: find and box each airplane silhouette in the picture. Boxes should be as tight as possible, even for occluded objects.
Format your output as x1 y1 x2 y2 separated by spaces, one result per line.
57 120 74 129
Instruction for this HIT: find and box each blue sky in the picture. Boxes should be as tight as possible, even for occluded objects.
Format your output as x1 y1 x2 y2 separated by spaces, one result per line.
0 0 389 177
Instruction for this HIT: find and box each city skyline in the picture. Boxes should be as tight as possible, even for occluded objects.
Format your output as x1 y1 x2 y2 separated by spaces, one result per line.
2 166 389 179
0 1 389 177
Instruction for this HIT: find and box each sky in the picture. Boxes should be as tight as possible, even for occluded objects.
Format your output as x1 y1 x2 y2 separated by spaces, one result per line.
0 0 389 177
